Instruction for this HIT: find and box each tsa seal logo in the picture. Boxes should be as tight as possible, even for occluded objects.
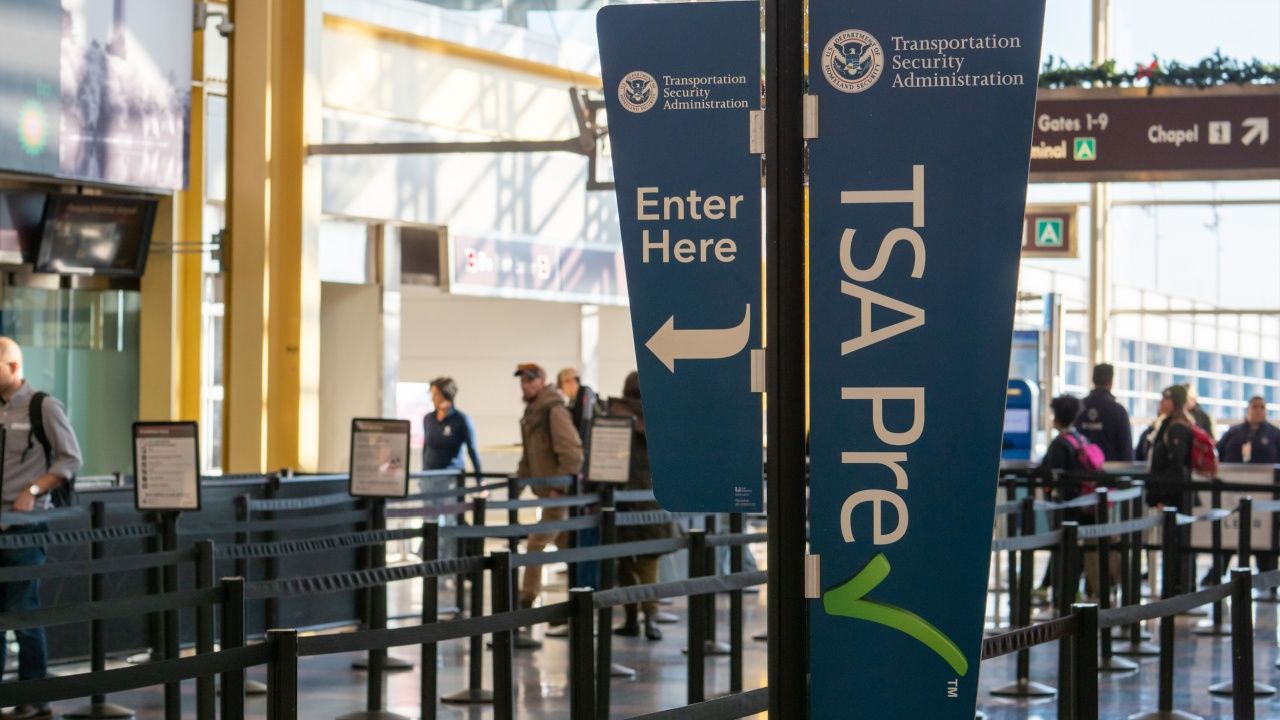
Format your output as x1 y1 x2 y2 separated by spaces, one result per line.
822 29 884 93
619 71 658 113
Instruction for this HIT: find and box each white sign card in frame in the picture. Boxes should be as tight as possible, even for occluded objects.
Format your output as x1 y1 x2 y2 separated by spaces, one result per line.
587 416 634 484
133 422 202 512
349 418 411 498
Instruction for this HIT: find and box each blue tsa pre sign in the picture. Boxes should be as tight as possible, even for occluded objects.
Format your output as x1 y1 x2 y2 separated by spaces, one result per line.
807 0 1046 717
597 1 762 512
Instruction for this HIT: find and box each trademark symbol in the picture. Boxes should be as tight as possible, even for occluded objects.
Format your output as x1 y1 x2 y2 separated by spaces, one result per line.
947 679 959 699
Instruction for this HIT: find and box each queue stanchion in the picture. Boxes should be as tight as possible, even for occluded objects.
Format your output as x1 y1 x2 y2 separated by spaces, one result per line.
490 550 516 720
142 512 164 666
220 577 247 720
990 496 1055 698
702 515 730 656
729 512 745 694
1266 485 1280 602
1001 477 1019 633
596 492 635 715
1072 603 1100 720
267 629 300 720
1197 482 1231 637
506 476 520 581
1130 507 1200 720
63 501 136 719
233 494 268 695
454 473 470 617
195 540 217 720
419 523 440 720
340 497 410 720
1095 490 1137 673
443 494 493 704
1208 567 1275 702
162 511 181 720
568 588 597 720
1055 521 1079 720
1116 484 1158 656
265 474 282 632
351 495 413 673
687 528 707 704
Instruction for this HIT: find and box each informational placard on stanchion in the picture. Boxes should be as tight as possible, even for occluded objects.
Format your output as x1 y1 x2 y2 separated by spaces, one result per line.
349 418 411 498
587 416 634 484
132 422 201 511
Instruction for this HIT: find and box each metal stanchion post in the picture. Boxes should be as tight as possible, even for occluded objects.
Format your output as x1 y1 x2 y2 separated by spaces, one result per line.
1208 567 1275 701
64 501 135 719
195 540 217 720
455 473 469 616
1197 483 1231 636
162 512 181 720
597 487 634 688
232 495 268 695
1003 479 1019 632
1056 521 1079 720
1096 490 1136 672
568 588 597 720
265 476 281 632
1129 508 1200 720
420 524 439 720
267 629 299 720
220 578 247 720
490 551 515 720
687 529 707 704
991 497 1055 698
729 513 744 693
442 496 492 704
702 515 729 656
1073 603 1100 720
1116 484 1158 656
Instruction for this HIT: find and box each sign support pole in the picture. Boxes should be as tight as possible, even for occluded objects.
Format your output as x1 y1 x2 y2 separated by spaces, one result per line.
764 0 808 714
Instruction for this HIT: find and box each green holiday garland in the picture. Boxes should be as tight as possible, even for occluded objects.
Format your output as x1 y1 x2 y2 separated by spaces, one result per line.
1039 51 1280 91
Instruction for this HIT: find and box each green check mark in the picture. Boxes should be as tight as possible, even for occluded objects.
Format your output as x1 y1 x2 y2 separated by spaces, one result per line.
822 553 969 676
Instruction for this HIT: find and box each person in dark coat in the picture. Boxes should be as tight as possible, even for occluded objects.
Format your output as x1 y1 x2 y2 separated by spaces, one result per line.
1075 363 1134 461
1147 385 1195 509
608 371 673 641
556 368 598 445
1186 385 1215 438
1217 396 1280 465
422 377 482 475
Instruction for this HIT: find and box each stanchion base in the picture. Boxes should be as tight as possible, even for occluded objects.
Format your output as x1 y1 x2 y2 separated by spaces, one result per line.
681 641 732 656
1192 621 1232 637
989 679 1056 698
1208 680 1277 697
351 656 414 671
654 611 679 624
513 634 543 650
752 632 768 642
545 625 570 638
62 702 136 719
611 663 637 678
1127 710 1203 720
441 688 494 705
1113 629 1153 641
1098 655 1139 673
1113 641 1162 657
335 711 411 720
246 679 268 695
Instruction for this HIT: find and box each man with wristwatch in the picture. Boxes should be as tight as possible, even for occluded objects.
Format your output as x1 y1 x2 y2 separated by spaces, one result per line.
0 337 82 720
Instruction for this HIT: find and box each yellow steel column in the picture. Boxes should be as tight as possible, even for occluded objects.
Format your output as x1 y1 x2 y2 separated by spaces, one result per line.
225 0 322 472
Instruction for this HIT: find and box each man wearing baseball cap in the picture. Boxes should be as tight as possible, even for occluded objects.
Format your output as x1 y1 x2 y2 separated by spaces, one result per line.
513 362 583 647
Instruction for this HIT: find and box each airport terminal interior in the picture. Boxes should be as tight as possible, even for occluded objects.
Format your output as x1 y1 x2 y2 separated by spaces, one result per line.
0 0 1278 718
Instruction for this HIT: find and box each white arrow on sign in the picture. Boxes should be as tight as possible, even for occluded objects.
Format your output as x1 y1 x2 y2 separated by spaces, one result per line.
646 304 751 373
1242 117 1270 146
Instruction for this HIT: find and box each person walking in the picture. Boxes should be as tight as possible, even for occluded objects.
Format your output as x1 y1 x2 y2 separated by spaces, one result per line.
1075 363 1134 462
556 368 599 445
607 372 673 641
513 363 583 648
0 337 82 720
422 377 480 564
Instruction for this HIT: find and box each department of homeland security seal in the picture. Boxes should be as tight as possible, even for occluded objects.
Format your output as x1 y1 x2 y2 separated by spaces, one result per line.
619 71 659 113
822 30 884 93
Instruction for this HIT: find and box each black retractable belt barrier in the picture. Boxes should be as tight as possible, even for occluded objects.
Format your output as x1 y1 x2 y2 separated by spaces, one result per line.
1056 522 1079 720
221 577 247 720
729 513 744 694
1094 490 1137 673
63 501 136 720
1131 508 1199 720
1072 603 1100 720
1197 483 1232 637
687 529 707 705
491 550 516 720
419 523 439 720
267 629 299 720
1206 567 1276 705
442 495 493 704
569 588 597 720
161 512 181 720
990 497 1056 698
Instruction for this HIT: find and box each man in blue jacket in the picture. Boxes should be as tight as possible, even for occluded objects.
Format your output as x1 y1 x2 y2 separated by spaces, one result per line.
1075 363 1133 462
1218 396 1280 465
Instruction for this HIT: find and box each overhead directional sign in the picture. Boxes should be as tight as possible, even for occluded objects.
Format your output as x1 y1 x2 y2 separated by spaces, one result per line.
808 0 1046 716
1029 87 1280 182
598 1 762 512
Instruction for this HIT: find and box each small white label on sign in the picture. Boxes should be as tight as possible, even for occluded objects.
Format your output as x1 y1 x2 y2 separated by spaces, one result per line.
804 94 819 139
805 553 822 599
749 110 765 154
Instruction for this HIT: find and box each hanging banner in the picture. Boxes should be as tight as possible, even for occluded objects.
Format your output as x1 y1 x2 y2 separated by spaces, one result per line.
597 1 763 512
808 0 1046 716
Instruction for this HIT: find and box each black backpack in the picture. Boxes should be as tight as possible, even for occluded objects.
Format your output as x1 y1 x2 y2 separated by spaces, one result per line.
27 391 76 507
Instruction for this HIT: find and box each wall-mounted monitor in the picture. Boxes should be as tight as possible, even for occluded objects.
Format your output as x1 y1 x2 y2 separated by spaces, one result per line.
0 191 48 265
36 194 157 278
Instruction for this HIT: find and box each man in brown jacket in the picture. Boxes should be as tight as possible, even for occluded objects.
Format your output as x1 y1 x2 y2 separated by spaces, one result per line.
514 363 584 629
